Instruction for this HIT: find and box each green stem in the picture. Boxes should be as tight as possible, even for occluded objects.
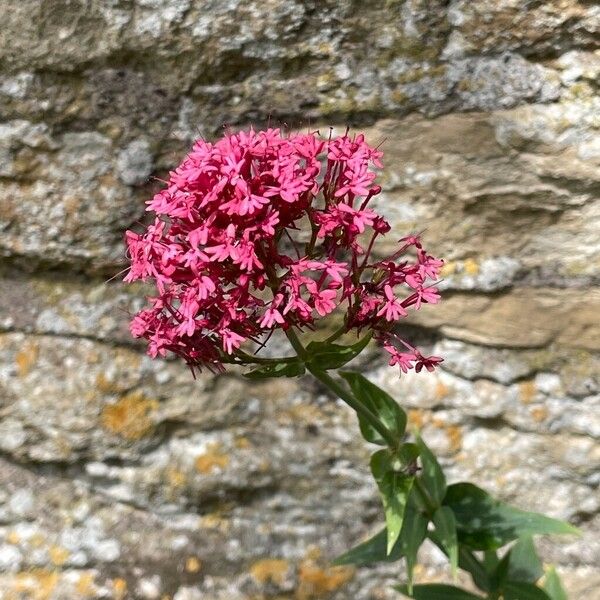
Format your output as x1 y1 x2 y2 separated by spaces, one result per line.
284 328 398 448
305 214 319 257
413 477 437 516
322 323 349 344
283 327 309 358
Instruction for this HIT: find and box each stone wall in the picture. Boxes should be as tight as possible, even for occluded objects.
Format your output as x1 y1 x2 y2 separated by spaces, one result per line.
0 1 599 598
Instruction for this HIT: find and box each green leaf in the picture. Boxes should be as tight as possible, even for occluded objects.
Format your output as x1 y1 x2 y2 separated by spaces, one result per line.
443 483 580 550
400 504 429 592
395 583 483 599
428 532 491 593
370 449 414 554
244 361 305 380
333 528 394 566
416 435 446 507
340 371 407 445
507 536 544 584
482 550 500 572
503 582 552 600
333 502 427 572
490 550 511 592
397 442 420 466
432 506 459 579
305 335 371 370
543 567 568 600
459 547 492 593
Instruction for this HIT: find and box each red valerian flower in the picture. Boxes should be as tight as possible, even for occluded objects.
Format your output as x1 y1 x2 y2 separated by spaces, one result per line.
124 127 443 374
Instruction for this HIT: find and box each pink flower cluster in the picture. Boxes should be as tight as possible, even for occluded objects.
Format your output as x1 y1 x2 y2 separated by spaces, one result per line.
125 128 443 374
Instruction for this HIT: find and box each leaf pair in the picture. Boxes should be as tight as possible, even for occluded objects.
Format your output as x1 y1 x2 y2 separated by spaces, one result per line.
244 336 371 379
306 335 372 370
243 360 305 379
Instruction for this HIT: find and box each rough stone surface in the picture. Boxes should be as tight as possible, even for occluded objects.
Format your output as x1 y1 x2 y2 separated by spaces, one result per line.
0 1 599 598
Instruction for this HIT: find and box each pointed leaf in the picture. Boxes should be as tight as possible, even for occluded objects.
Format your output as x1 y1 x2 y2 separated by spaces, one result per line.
416 435 446 507
399 504 428 592
333 502 426 569
433 506 459 579
543 567 568 600
341 372 406 445
507 536 544 584
444 483 580 550
370 449 414 553
395 583 483 599
244 361 305 380
504 582 552 600
306 335 371 370
333 529 394 566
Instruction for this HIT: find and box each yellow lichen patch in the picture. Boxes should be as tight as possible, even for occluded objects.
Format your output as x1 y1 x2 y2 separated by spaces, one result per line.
297 561 354 599
76 572 96 597
96 373 124 394
185 556 202 573
101 391 158 440
113 578 127 600
6 531 20 545
15 342 39 377
113 348 142 370
519 381 537 405
431 418 463 453
14 569 59 600
396 65 446 85
440 261 457 277
235 436 252 449
304 546 321 561
48 545 70 566
530 406 549 423
463 258 479 276
194 443 230 474
85 348 101 364
250 558 290 586
284 403 325 425
408 409 426 430
30 533 46 548
412 564 426 579
200 512 231 533
258 458 271 473
166 467 187 488
435 381 451 400
445 425 463 453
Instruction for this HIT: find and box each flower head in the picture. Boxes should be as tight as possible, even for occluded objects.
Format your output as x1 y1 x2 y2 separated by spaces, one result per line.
125 127 443 375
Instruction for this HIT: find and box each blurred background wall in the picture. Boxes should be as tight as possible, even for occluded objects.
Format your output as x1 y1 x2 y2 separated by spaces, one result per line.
0 1 598 598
